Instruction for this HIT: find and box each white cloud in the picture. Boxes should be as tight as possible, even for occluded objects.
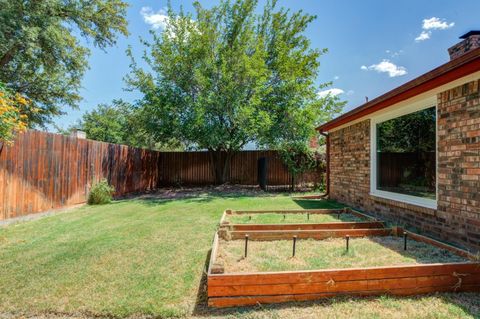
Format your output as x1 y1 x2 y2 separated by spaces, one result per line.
415 31 431 42
141 7 169 30
333 75 340 80
346 90 355 96
318 88 344 98
422 17 455 30
415 17 454 42
361 60 407 77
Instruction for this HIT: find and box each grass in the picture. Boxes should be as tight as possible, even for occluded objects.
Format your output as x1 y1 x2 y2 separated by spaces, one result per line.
0 191 478 319
226 212 363 224
216 236 468 273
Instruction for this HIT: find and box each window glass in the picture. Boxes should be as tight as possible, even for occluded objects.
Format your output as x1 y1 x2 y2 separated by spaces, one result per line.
376 106 436 199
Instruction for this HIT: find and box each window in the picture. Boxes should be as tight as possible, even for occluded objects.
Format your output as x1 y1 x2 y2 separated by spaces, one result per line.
371 102 437 208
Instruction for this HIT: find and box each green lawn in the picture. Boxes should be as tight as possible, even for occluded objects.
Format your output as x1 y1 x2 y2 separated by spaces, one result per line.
0 191 479 319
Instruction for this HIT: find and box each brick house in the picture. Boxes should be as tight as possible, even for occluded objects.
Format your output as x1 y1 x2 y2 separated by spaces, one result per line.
317 31 480 253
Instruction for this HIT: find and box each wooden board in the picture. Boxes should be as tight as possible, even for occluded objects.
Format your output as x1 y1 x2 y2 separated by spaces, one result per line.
229 228 392 240
208 262 480 307
208 284 480 307
231 209 345 215
228 221 385 231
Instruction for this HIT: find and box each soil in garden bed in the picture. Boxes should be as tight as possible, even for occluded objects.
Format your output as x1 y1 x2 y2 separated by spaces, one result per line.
226 212 364 224
216 236 468 273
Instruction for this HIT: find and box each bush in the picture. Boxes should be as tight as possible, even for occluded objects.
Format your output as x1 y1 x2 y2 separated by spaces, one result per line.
88 179 115 205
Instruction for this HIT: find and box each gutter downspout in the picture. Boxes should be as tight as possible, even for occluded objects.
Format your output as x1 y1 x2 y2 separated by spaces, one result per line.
320 132 330 198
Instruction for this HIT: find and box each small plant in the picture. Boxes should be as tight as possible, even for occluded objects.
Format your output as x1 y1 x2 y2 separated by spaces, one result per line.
88 179 115 205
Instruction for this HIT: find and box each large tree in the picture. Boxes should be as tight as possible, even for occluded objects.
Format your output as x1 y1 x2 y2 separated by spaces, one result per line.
72 100 183 150
127 0 343 184
0 0 129 126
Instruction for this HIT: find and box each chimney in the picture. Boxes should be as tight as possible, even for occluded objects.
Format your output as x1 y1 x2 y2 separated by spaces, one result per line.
70 129 87 139
448 31 480 60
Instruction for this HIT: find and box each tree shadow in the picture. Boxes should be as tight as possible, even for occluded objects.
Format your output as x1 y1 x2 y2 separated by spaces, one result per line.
293 198 346 210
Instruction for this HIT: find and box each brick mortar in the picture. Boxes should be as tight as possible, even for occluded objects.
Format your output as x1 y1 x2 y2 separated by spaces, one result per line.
329 79 480 253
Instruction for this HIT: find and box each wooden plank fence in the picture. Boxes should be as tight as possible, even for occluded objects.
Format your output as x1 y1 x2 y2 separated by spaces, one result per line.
0 130 323 220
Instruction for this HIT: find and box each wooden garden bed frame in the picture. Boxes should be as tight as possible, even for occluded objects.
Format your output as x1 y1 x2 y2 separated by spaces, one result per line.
218 208 385 240
207 227 480 308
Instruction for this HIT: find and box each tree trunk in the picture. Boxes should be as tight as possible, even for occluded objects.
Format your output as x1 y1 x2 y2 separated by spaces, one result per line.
209 149 233 185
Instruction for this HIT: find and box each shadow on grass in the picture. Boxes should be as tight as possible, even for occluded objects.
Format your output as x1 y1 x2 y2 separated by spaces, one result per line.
192 248 211 316
293 198 346 210
118 187 331 208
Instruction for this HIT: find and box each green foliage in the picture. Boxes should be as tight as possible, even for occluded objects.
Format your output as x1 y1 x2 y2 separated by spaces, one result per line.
72 100 184 150
377 107 436 153
0 0 129 126
126 0 344 183
278 141 318 190
87 179 115 205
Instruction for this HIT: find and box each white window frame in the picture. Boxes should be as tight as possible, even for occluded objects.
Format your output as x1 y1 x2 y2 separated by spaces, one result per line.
370 96 437 209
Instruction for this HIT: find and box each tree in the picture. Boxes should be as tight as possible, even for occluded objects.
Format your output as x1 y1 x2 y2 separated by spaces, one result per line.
278 141 317 191
73 100 183 150
0 81 34 147
0 0 129 126
126 0 343 184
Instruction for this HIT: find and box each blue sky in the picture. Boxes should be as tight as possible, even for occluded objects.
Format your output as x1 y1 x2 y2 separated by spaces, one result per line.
52 0 480 130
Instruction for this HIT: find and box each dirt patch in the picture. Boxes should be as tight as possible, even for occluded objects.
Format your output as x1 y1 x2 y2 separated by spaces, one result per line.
121 184 311 201
217 236 468 273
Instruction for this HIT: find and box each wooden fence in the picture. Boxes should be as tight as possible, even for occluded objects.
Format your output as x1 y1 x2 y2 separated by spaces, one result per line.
0 130 323 220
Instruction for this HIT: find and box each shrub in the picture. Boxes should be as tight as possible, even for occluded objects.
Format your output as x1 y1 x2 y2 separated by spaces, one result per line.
88 179 115 205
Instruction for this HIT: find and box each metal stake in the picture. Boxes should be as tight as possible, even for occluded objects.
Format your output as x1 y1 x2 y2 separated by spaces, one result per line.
292 235 297 257
283 214 286 220
249 215 252 221
346 235 350 252
307 213 310 221
245 235 249 257
403 231 408 251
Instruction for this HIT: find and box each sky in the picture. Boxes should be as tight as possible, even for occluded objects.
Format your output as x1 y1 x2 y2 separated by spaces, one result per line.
52 0 480 131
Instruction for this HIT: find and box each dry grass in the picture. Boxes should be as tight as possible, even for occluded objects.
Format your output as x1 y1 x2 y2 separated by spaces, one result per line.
217 236 468 273
0 192 478 318
226 212 364 224
196 293 480 319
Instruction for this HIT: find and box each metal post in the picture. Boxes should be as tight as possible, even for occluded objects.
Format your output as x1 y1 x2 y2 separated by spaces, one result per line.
249 215 252 221
245 235 249 257
403 231 407 251
292 236 297 257
307 213 310 221
346 235 350 252
283 214 286 220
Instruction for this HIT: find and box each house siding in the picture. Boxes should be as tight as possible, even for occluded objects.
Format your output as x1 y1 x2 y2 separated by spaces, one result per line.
329 79 480 253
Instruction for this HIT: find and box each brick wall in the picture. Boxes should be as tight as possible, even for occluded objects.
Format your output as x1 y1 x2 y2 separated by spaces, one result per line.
437 79 480 250
329 120 370 208
328 79 480 253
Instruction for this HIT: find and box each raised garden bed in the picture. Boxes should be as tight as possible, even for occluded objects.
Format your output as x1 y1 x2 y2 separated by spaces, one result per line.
208 225 480 308
219 208 385 239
